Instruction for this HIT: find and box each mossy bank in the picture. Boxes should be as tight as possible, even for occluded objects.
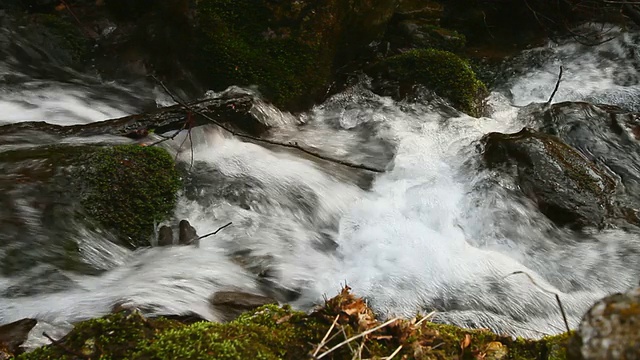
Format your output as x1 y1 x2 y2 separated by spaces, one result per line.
20 288 574 360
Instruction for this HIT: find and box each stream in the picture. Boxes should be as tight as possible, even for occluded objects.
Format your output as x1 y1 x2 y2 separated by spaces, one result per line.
1 26 640 349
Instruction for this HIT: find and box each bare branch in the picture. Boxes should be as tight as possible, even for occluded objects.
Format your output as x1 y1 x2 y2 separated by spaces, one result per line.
504 271 571 333
151 76 385 173
186 222 233 245
546 66 564 105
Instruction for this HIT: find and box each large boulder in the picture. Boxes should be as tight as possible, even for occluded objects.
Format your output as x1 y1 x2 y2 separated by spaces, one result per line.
482 127 616 228
519 102 640 225
574 287 640 359
368 48 487 116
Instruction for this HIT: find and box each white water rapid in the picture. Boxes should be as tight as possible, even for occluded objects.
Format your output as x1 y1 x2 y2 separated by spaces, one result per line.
2 30 640 348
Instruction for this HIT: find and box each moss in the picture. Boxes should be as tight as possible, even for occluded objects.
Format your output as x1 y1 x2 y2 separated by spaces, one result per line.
79 145 181 248
192 0 335 111
375 48 487 116
19 289 573 360
19 311 183 360
28 14 90 63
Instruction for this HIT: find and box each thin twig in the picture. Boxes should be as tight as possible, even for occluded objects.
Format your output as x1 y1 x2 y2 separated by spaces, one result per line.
43 332 90 359
186 222 233 244
317 317 399 359
340 325 355 353
384 345 403 360
188 125 195 170
546 66 564 105
353 340 366 360
504 271 571 333
151 76 384 173
313 315 340 357
148 121 187 147
415 311 436 327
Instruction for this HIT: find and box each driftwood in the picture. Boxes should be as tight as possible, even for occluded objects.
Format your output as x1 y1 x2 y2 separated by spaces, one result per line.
152 79 385 173
0 93 262 139
0 86 385 173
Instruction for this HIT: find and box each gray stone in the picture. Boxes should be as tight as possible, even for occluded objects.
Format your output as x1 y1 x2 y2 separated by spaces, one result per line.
210 291 277 322
577 287 640 359
157 225 174 246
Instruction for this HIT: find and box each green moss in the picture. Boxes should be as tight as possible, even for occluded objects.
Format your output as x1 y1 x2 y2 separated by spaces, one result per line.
377 48 487 116
79 145 181 247
19 290 574 360
29 14 89 63
192 0 334 110
19 311 183 360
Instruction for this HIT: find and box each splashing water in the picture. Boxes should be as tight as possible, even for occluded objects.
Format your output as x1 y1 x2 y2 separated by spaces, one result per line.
2 30 640 347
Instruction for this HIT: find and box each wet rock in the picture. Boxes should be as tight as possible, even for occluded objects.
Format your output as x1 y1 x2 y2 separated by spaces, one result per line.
368 48 487 116
516 102 640 226
576 287 640 359
0 318 37 358
210 291 278 322
178 220 198 245
151 312 208 325
192 0 397 110
483 127 616 228
157 225 174 247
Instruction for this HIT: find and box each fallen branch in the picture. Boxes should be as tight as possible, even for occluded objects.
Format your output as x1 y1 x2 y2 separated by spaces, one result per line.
186 222 233 244
152 76 385 173
43 332 90 359
546 66 564 105
504 271 571 333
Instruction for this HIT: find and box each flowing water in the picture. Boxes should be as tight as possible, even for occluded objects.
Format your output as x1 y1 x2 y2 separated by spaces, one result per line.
2 27 640 348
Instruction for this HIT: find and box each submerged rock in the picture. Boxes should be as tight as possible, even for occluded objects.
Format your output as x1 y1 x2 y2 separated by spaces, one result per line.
210 291 278 322
483 127 616 229
575 287 640 359
0 318 37 359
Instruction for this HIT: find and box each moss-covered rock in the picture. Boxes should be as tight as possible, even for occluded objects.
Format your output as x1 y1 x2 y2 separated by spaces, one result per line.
573 287 640 359
191 0 396 111
370 48 487 116
79 145 181 248
482 127 617 229
27 13 90 64
19 287 574 360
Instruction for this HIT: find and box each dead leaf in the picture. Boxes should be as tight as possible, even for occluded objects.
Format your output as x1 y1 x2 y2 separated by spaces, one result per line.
55 3 66 11
276 314 293 325
460 334 471 351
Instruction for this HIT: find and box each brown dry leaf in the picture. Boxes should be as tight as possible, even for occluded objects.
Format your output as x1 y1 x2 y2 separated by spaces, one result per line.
276 314 293 325
342 298 366 316
55 3 66 11
460 334 471 351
